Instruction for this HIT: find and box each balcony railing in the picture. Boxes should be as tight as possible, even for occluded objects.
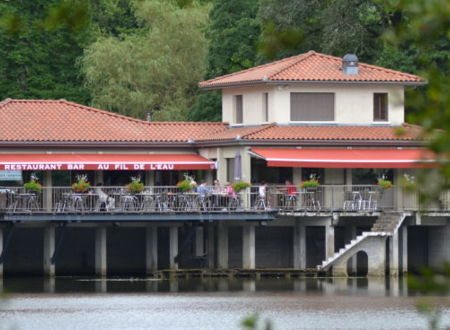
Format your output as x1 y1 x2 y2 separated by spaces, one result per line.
0 185 448 215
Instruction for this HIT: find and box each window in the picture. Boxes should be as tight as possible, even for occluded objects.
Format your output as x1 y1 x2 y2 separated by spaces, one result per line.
373 93 388 121
234 95 243 124
290 93 334 121
262 93 269 122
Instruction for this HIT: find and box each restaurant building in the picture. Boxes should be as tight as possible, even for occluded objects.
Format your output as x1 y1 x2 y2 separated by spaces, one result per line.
0 51 448 277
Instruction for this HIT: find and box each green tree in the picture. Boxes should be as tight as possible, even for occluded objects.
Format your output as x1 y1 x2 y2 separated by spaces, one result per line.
81 0 209 120
189 0 260 122
257 0 419 71
0 0 93 104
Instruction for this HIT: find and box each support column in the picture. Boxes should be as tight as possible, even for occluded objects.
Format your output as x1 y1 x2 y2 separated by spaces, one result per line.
345 169 352 185
195 226 204 257
169 226 178 269
94 171 104 185
0 228 3 277
389 231 400 276
367 237 388 277
205 170 213 185
216 148 226 184
345 226 357 275
394 169 403 210
95 227 107 277
293 168 302 185
207 224 215 269
401 226 408 274
325 223 335 260
145 171 154 186
293 223 306 269
217 222 228 269
145 226 158 275
43 227 55 276
43 171 52 212
242 224 255 269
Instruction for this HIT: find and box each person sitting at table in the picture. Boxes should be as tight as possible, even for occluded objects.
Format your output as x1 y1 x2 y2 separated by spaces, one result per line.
256 181 269 209
284 180 297 208
286 180 297 196
225 182 238 210
212 179 224 193
94 183 115 212
197 181 211 211
197 181 210 197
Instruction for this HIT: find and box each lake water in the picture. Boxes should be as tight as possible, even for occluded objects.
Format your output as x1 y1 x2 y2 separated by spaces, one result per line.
0 277 449 330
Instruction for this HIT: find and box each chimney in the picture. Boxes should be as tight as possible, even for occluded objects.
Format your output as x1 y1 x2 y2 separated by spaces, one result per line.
146 112 152 121
342 54 359 75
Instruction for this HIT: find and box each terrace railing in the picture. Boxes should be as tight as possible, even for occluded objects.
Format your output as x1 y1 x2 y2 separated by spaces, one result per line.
0 185 448 215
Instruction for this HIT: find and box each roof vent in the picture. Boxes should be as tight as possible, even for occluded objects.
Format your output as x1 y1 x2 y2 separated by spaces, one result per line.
146 112 152 121
342 54 359 75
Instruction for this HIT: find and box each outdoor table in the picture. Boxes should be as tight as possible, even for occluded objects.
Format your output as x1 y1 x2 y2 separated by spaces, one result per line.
10 193 39 212
178 193 200 212
61 193 95 213
297 191 319 210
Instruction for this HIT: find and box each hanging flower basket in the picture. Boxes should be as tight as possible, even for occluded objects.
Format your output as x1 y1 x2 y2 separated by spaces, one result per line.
127 178 144 194
231 181 251 193
72 174 91 193
377 178 393 190
177 179 194 192
24 180 42 193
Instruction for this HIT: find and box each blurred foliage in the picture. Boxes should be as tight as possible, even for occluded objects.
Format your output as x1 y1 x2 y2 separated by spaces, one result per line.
381 0 450 206
409 264 450 330
241 314 273 330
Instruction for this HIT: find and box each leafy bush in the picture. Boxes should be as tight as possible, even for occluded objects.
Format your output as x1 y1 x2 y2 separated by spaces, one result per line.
231 181 251 192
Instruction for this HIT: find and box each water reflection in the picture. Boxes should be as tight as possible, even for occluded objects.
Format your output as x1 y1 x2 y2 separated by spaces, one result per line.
1 277 449 330
0 276 416 296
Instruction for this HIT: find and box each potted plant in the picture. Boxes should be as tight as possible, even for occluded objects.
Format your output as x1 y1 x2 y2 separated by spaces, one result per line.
231 181 251 193
23 174 42 193
72 174 91 193
300 174 320 189
127 176 144 194
377 175 393 190
400 173 416 192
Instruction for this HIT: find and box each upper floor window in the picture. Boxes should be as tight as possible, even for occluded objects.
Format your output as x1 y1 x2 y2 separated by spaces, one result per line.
234 95 243 124
373 93 388 121
262 93 269 122
290 93 335 121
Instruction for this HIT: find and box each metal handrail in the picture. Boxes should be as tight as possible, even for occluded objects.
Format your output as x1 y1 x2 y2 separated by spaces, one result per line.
0 185 447 214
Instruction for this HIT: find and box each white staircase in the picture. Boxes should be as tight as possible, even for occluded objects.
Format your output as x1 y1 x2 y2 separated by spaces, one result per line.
317 212 407 271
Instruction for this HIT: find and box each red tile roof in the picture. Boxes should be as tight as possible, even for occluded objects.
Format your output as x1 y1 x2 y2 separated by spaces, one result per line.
198 124 423 142
197 124 275 141
0 99 227 143
199 51 425 89
0 99 423 145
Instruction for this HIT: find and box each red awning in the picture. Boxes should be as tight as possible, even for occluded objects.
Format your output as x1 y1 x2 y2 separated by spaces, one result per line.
250 148 437 168
0 154 215 171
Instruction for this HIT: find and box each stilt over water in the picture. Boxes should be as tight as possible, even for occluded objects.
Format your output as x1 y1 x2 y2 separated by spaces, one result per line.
0 211 448 277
